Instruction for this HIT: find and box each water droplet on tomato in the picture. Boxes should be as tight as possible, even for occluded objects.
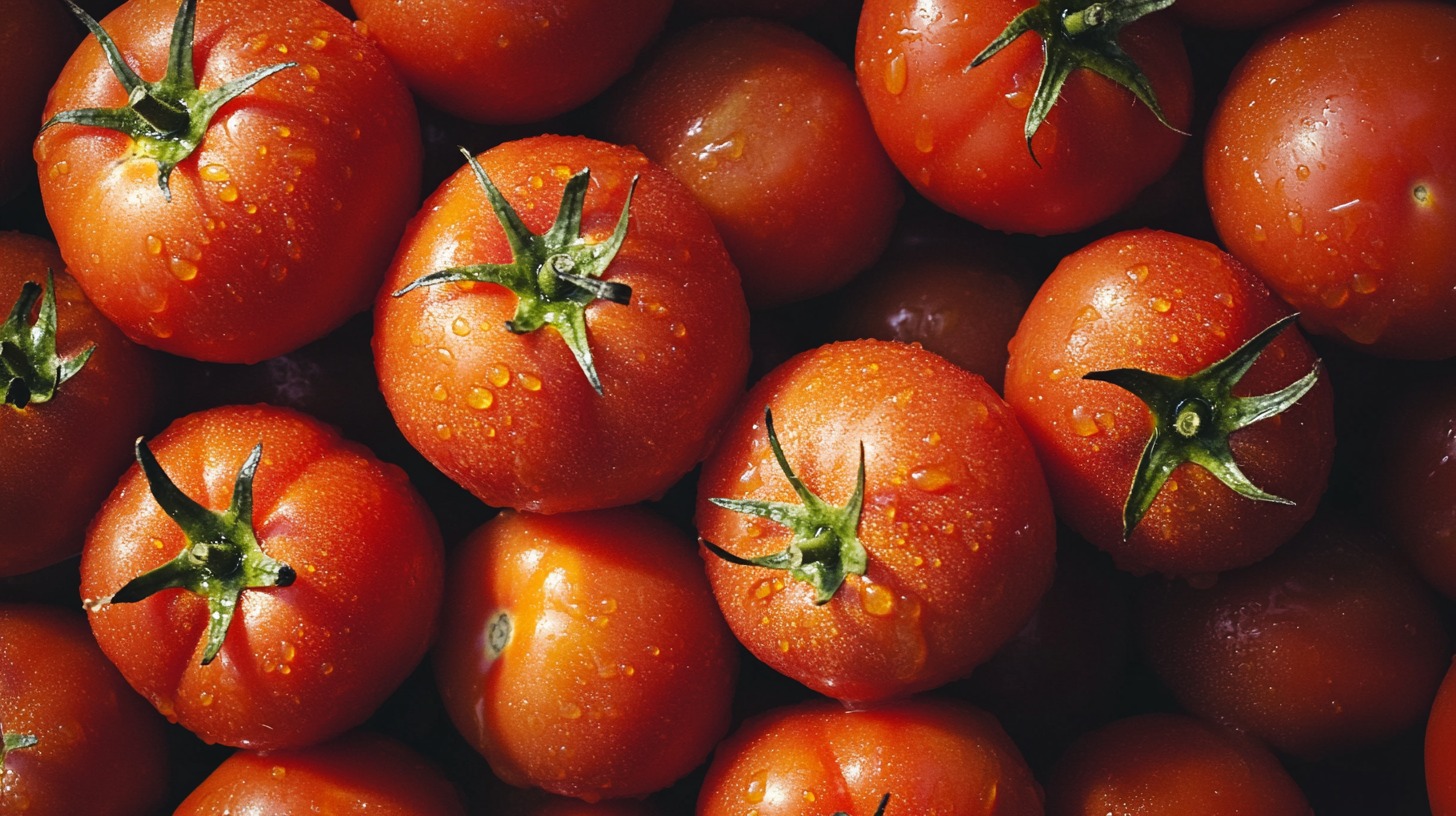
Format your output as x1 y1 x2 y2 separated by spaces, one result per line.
146 235 163 255
914 115 934 153
435 424 452 440
169 258 199 282
218 184 239 203
883 52 907 95
861 583 896 616
518 372 542 392
431 383 448 402
467 388 494 410
909 465 953 493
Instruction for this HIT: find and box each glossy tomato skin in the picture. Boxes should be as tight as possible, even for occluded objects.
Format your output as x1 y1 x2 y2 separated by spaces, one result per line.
856 0 1192 235
350 0 671 125
1005 229 1334 577
698 698 1043 815
697 339 1056 703
1374 374 1456 599
36 0 421 363
0 0 74 203
1205 0 1456 358
375 136 750 514
175 731 467 815
0 604 169 816
81 405 444 750
605 18 902 307
432 508 738 802
1429 661 1456 816
0 232 159 578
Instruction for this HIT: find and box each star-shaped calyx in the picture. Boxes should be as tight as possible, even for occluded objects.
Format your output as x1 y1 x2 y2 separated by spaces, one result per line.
703 408 867 604
1 271 95 409
1083 313 1320 539
91 439 295 666
41 0 296 200
393 147 637 394
968 0 1181 162
832 794 892 816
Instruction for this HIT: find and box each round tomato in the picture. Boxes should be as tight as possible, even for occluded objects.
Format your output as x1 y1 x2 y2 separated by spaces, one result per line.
696 339 1056 703
375 135 750 514
1374 373 1456 600
1429 661 1456 816
81 404 444 750
1205 0 1456 358
36 0 421 363
0 0 74 203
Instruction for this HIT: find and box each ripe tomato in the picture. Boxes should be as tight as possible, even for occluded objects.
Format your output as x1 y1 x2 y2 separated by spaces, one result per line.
1005 229 1334 577
697 339 1056 703
1205 0 1456 358
0 231 158 577
36 0 421 363
81 404 444 750
375 135 750 514
697 698 1043 815
856 0 1191 234
1429 662 1456 816
0 0 74 203
1374 373 1456 599
0 604 169 816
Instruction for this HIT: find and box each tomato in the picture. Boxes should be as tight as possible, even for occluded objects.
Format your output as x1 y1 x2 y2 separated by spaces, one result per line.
375 135 750 514
1142 516 1450 759
1374 372 1456 600
697 698 1043 815
856 0 1192 234
175 731 467 815
697 339 1055 703
0 604 169 816
81 404 444 750
0 231 159 577
432 508 737 801
36 0 421 363
1046 713 1311 816
1005 229 1334 577
0 0 74 203
1205 0 1456 358
604 18 902 307
1429 661 1456 816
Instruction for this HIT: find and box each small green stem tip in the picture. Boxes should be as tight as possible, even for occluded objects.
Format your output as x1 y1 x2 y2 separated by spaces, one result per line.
1 270 95 409
832 793 892 816
2 730 38 766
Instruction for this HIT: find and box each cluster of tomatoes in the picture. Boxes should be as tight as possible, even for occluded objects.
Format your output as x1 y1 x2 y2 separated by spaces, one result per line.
1 0 1454 813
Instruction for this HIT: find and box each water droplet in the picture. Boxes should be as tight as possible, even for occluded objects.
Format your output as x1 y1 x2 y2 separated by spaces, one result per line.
276 125 292 138
562 702 583 720
198 690 214 707
753 580 774 600
431 383 448 402
1213 292 1234 308
244 203 258 214
1287 210 1305 235
1004 88 1031 109
670 322 687 338
1127 263 1150 282
1352 273 1379 294
49 160 70 177
518 372 542 391
308 31 330 49
146 234 164 255
169 258 199 281
282 641 296 662
302 64 320 81
883 52 907 95
1150 297 1172 313
1321 286 1350 308
218 184 239 203
924 431 941 446
862 583 895 616
1069 405 1100 437
488 364 511 387
778 639 791 653
746 771 769 804
1252 224 1268 242
910 465 953 493
320 662 333 675
1073 305 1101 329
448 316 471 337
200 164 230 182
1296 164 1311 180
497 34 510 48
467 388 493 410
271 766 287 779
275 43 289 54
914 115 934 153
435 424 452 440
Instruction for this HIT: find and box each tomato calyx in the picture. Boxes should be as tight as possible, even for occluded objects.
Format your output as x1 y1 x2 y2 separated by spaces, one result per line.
969 0 1180 163
832 793 892 816
1 270 95 410
40 0 296 202
394 147 636 395
703 408 867 604
93 439 296 666
1083 313 1320 538
1 729 38 766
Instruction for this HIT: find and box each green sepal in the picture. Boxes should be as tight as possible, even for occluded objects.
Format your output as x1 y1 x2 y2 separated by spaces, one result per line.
703 408 868 604
968 0 1181 163
393 147 637 395
41 0 295 201
833 794 892 816
1 730 38 766
1 270 95 409
1083 313 1319 539
98 439 295 666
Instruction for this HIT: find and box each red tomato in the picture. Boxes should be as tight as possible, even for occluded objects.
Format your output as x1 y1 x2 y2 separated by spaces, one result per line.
0 0 74 203
856 0 1191 234
1005 229 1334 576
605 18 903 307
1205 0 1456 358
697 339 1056 703
1374 373 1456 599
36 0 421 363
81 404 444 750
432 508 737 801
1429 661 1456 816
175 731 467 815
698 698 1043 815
375 135 750 514
0 604 169 816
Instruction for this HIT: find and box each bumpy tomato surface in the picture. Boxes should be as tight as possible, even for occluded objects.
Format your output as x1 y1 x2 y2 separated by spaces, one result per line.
81 405 444 750
375 135 750 514
36 0 421 363
1205 0 1456 358
697 339 1055 703
433 508 737 801
1429 661 1456 816
1005 229 1334 576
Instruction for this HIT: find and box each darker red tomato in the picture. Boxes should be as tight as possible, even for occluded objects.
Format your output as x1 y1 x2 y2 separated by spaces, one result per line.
432 508 738 802
0 0 74 203
1374 372 1456 600
1205 0 1456 358
1429 661 1456 816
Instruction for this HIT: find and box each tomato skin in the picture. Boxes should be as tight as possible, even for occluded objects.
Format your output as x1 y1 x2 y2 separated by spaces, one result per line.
1374 374 1456 600
605 18 903 308
0 0 74 203
36 0 421 363
175 731 467 815
855 0 1192 235
80 405 444 750
375 135 750 514
698 698 1043 816
0 604 169 816
432 508 738 802
697 339 1056 703
0 232 159 578
1005 229 1334 577
1429 661 1456 816
1205 0 1456 358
